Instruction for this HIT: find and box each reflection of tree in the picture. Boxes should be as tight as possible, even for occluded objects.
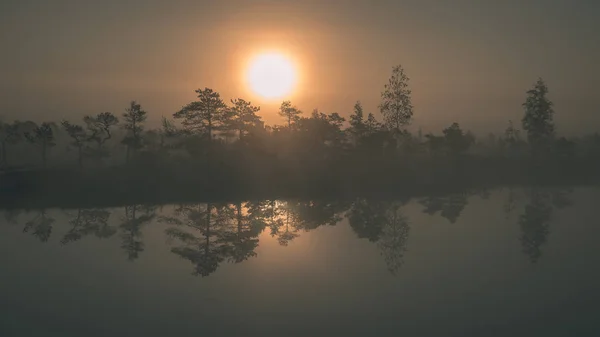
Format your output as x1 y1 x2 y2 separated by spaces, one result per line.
519 188 573 263
347 200 411 274
262 200 348 246
162 203 229 277
264 201 299 246
61 209 114 245
292 201 347 231
420 193 469 224
377 204 410 275
120 205 156 261
503 187 517 220
347 199 388 242
222 202 263 263
160 202 267 275
22 210 54 242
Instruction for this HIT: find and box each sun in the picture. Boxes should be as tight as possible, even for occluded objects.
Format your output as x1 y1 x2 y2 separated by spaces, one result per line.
246 52 297 99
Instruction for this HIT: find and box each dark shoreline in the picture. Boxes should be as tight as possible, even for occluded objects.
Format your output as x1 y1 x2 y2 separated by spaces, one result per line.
1 162 598 209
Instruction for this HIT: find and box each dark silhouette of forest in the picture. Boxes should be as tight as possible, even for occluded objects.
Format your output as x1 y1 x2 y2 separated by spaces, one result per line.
1 65 599 208
2 186 575 277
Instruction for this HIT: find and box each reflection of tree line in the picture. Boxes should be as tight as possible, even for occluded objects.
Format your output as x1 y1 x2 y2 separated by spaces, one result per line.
3 188 575 275
348 199 410 274
159 201 349 275
515 188 572 263
161 203 260 276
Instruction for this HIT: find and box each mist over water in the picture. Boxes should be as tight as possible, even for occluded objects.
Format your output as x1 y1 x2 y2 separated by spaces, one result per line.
1 186 599 336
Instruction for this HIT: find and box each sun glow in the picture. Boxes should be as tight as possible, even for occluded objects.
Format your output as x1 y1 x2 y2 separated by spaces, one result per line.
246 52 297 99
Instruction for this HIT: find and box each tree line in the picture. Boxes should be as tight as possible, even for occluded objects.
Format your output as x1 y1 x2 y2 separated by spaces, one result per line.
1 65 599 203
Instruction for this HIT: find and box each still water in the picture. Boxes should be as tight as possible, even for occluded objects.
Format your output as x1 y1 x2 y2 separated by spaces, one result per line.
1 187 599 336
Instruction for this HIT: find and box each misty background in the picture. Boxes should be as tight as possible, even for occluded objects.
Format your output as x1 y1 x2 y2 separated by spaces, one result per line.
1 0 599 135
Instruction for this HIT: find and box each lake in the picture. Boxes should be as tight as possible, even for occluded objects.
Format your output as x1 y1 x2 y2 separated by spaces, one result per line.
1 186 599 336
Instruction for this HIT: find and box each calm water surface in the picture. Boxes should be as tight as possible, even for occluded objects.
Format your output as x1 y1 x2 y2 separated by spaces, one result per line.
1 187 599 336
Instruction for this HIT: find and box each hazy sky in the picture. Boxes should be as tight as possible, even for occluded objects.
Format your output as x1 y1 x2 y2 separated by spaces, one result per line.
1 0 598 135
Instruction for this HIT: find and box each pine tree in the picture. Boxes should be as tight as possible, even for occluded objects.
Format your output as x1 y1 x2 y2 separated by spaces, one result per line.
349 101 367 139
228 98 262 141
278 100 302 129
365 113 382 133
121 101 147 163
173 88 228 141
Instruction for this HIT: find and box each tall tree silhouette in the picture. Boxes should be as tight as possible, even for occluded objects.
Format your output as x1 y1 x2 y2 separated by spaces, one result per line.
24 122 56 168
522 78 555 154
61 121 88 169
379 64 414 132
278 100 302 129
227 98 262 142
84 112 119 163
365 113 382 133
0 121 21 168
173 88 228 142
349 101 367 143
121 101 147 163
